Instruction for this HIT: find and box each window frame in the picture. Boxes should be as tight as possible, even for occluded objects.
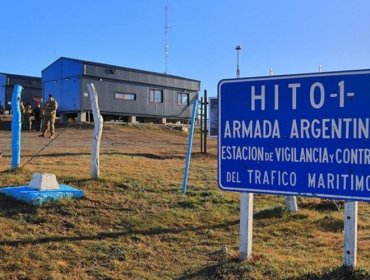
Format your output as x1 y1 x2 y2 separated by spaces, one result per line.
177 92 189 106
114 92 136 101
149 89 163 103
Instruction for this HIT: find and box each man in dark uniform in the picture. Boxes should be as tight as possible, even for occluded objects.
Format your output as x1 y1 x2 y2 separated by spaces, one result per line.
33 102 42 131
39 94 58 138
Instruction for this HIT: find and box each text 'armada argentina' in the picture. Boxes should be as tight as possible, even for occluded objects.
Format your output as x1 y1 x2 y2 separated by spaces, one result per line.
224 118 369 139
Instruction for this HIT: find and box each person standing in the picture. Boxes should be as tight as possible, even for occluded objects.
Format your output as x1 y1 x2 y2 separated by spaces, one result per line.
23 102 35 132
39 94 58 138
33 102 42 131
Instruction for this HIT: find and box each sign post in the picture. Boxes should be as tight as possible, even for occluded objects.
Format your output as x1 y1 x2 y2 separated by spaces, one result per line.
343 201 358 267
240 192 253 260
218 69 370 263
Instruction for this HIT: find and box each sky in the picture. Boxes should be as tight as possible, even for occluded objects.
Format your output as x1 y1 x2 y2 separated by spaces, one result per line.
0 0 369 97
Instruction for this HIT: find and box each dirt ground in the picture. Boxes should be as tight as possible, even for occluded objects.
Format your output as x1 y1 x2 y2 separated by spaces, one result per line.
0 120 216 171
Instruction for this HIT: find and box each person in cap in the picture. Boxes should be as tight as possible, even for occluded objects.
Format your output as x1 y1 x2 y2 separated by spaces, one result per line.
39 94 58 138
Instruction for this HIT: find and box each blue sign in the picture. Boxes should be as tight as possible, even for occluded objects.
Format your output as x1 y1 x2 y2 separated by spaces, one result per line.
218 70 370 202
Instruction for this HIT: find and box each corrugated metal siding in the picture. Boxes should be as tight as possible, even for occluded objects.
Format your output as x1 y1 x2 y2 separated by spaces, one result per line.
84 63 199 91
43 78 80 112
80 78 196 119
43 80 61 107
82 63 200 119
43 58 200 119
42 58 82 112
42 59 62 83
60 78 80 112
2 74 42 109
62 58 83 78
43 58 83 82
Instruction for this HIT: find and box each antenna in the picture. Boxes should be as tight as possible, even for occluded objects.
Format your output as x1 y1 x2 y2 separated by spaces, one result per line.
164 4 169 74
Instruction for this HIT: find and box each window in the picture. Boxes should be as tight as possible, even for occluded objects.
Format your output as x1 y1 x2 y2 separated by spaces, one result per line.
150 89 163 103
115 92 136 100
177 92 189 105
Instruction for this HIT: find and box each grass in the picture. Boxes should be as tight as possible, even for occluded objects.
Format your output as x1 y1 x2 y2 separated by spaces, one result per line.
0 123 369 279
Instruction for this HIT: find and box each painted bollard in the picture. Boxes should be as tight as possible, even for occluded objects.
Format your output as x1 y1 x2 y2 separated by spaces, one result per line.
11 84 23 169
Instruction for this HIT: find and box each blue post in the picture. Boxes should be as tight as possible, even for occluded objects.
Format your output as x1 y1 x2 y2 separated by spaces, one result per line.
182 96 198 193
11 84 23 169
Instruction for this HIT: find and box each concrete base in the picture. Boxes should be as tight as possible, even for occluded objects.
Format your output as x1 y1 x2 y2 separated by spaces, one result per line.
161 118 167 124
77 112 87 122
28 173 59 190
0 185 84 206
129 115 137 124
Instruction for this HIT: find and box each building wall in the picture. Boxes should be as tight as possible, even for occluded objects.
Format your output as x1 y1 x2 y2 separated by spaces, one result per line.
0 74 5 109
81 78 197 119
1 74 42 110
84 63 199 92
42 58 83 82
42 58 82 112
42 58 200 120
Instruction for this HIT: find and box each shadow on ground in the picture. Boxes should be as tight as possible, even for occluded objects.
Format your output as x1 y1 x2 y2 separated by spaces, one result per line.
177 258 252 280
285 266 370 280
0 217 238 247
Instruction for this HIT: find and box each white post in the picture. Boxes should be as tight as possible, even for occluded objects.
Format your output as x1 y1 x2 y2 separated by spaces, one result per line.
240 192 253 260
285 196 299 212
343 201 358 267
87 83 104 179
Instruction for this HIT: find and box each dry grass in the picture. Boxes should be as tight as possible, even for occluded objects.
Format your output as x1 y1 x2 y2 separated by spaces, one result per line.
0 122 369 279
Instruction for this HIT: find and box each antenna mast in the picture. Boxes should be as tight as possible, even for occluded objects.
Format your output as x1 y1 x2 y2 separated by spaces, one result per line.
164 4 169 74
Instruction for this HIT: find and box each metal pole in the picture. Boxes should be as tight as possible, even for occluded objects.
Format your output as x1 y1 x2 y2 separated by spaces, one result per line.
182 97 198 193
240 192 253 260
204 90 208 154
343 201 358 267
200 97 203 153
236 45 241 78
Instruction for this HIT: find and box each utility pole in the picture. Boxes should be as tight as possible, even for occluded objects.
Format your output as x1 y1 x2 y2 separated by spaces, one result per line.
236 45 241 78
203 90 208 154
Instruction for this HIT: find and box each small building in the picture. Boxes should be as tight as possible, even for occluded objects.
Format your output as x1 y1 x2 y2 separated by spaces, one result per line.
42 57 200 123
0 73 42 112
